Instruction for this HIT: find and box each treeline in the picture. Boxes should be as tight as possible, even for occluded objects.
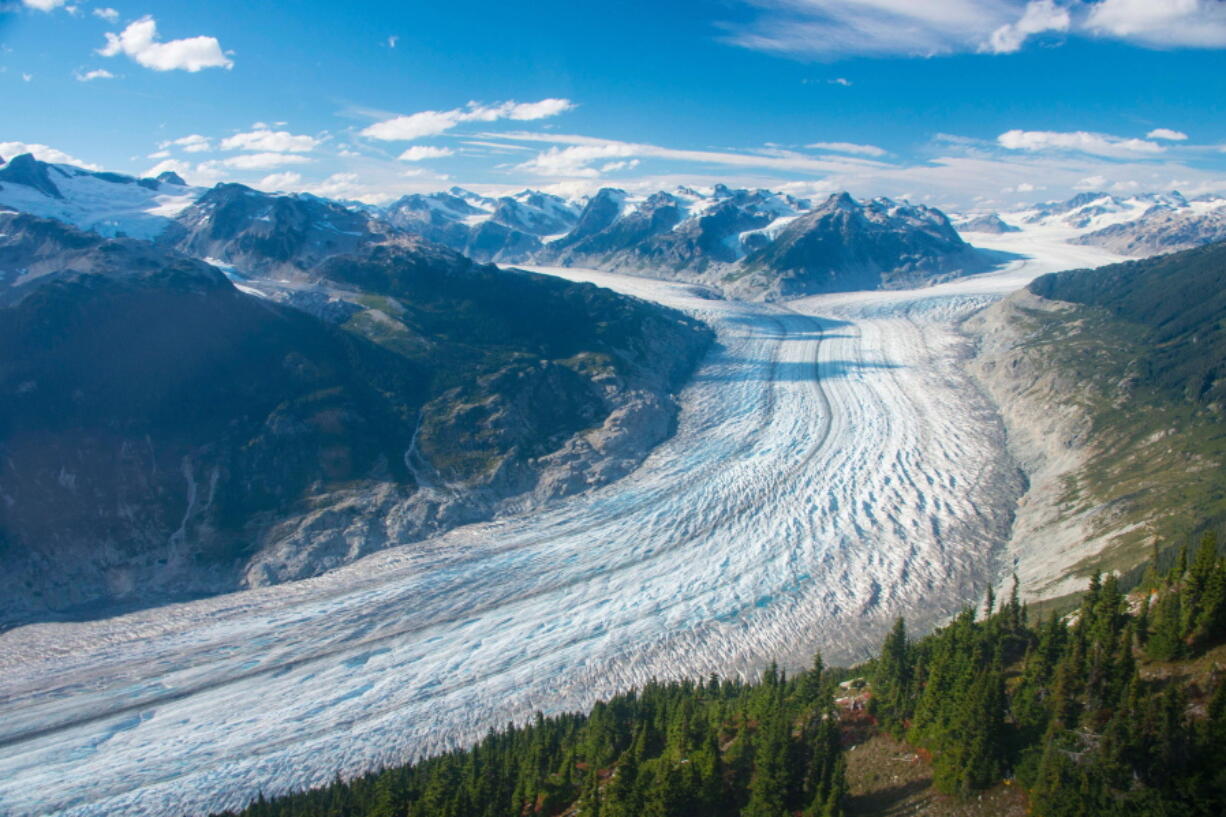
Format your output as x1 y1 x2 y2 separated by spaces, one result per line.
214 534 1226 817
871 532 1226 815
213 658 847 817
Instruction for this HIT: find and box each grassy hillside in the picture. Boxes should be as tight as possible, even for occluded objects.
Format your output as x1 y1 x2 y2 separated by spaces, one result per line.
996 241 1226 582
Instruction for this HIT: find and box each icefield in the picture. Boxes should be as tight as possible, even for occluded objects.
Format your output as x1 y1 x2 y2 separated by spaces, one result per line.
0 234 1124 817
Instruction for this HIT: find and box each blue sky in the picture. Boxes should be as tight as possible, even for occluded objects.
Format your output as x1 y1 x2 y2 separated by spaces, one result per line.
3 0 1226 209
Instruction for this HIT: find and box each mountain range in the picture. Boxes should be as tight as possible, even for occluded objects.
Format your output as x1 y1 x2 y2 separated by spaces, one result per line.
1 152 1005 298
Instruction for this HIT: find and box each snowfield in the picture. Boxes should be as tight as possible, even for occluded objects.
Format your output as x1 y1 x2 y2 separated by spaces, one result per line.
0 236 1123 817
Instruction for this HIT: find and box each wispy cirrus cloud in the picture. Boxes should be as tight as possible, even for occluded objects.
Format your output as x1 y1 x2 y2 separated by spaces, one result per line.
497 131 890 178
361 99 575 141
807 141 888 157
996 128 1164 158
1147 128 1189 141
74 68 115 82
724 0 1226 60
160 134 213 153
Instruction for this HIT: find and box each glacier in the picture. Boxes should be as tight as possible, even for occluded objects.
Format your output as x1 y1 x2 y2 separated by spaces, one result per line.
0 232 1123 817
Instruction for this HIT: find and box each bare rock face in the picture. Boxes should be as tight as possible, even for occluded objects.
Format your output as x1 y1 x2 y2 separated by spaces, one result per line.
965 290 1104 602
0 213 713 624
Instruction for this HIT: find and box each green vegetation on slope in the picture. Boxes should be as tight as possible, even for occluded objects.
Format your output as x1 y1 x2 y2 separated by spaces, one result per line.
213 658 847 817
870 532 1226 815
212 531 1226 817
1005 241 1226 580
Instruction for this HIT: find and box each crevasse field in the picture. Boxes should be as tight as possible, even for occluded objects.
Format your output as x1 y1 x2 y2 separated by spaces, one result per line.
0 233 1122 817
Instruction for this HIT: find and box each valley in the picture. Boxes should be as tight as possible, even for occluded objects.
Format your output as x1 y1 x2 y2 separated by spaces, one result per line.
0 236 1122 817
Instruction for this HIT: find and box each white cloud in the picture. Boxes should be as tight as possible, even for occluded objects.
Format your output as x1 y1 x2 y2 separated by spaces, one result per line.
1146 128 1189 141
807 141 887 157
99 16 233 72
600 159 640 173
0 141 101 169
74 68 115 81
160 134 212 153
22 0 66 11
220 128 318 153
724 0 1028 58
214 152 312 170
1075 175 1109 189
147 150 170 159
997 129 1164 158
830 77 852 86
725 0 1226 58
387 35 398 48
257 171 303 191
397 145 455 161
504 132 890 178
144 158 193 178
1086 0 1226 48
986 0 1070 53
21 73 33 82
361 98 575 141
92 7 118 22
302 172 392 204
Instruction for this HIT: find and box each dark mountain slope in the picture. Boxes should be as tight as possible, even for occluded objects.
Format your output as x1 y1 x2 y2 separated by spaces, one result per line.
740 193 994 296
0 214 712 622
160 183 412 279
1027 241 1226 407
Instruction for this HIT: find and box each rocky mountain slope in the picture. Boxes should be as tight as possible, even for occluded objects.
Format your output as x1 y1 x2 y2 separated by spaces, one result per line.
0 153 1000 297
1071 200 1226 256
0 212 712 623
159 182 417 279
967 240 1226 602
734 192 998 296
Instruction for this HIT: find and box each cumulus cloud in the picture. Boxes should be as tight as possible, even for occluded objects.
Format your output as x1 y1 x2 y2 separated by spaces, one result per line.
362 98 575 141
99 16 233 72
1147 128 1189 141
397 145 455 161
220 128 318 153
0 140 101 169
600 159 641 173
1086 0 1226 47
724 0 1226 58
300 172 398 204
807 141 887 157
986 0 1070 53
213 152 312 170
74 68 115 81
143 158 193 178
997 129 1164 158
92 7 119 22
257 171 303 191
22 0 66 11
160 134 212 153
